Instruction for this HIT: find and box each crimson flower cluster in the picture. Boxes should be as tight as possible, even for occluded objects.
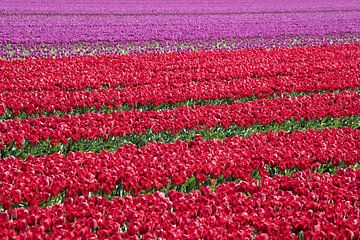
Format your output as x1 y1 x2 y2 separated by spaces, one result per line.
0 91 358 148
1 67 359 118
0 168 358 239
1 44 358 92
0 127 358 208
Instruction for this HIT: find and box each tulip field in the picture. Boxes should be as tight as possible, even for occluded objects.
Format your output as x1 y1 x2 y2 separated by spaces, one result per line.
1 1 360 239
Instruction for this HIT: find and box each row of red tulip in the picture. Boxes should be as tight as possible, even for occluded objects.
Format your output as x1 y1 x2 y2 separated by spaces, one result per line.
1 70 359 119
1 44 359 92
0 127 358 209
0 91 358 149
0 168 358 239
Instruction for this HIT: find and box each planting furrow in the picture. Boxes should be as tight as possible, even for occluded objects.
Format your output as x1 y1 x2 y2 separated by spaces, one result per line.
1 43 359 92
0 91 358 154
0 168 358 239
0 127 358 209
1 73 359 120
